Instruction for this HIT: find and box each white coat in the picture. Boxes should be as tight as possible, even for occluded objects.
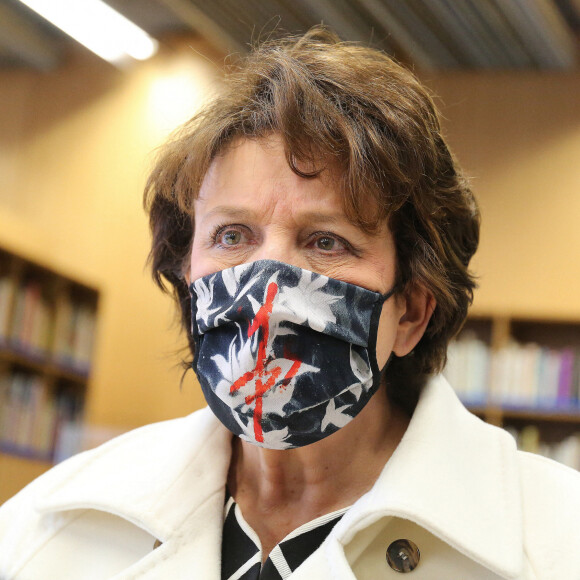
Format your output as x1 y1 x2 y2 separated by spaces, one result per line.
1 375 580 579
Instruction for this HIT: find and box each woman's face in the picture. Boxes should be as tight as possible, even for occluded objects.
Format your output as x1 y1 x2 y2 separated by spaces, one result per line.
190 135 408 367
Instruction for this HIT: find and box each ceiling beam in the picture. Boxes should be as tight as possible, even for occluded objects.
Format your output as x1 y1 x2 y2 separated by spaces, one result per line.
157 0 245 54
0 2 61 70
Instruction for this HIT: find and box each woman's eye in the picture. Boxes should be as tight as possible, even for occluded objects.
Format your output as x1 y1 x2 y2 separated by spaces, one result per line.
311 233 351 254
211 224 253 249
316 236 336 251
221 230 242 245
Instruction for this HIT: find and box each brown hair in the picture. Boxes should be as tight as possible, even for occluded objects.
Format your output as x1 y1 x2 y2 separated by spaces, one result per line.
144 26 480 414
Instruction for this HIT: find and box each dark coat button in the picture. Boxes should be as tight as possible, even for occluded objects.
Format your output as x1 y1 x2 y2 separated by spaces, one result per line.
386 539 420 573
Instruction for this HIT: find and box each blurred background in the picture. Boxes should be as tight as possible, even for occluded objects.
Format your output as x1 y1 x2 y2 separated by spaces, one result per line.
0 0 579 502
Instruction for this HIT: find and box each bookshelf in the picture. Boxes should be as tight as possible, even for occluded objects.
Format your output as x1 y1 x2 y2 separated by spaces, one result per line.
0 246 98 498
445 315 580 469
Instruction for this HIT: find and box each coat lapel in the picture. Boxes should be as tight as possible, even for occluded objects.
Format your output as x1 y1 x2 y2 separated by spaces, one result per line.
332 375 524 579
35 408 233 579
114 488 226 579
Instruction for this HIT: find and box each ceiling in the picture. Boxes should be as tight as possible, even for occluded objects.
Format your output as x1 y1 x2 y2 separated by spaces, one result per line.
1 0 579 71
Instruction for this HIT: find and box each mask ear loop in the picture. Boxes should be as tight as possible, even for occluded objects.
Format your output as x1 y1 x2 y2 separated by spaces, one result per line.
366 283 399 392
382 285 398 302
188 283 196 335
189 283 205 378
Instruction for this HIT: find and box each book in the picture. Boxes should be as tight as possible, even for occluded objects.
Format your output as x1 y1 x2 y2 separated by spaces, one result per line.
446 335 580 410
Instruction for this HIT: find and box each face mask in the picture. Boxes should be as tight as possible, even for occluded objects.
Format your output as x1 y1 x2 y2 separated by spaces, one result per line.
190 260 395 450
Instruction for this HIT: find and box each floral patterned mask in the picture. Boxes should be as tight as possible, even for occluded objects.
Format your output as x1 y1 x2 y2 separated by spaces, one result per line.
190 260 395 449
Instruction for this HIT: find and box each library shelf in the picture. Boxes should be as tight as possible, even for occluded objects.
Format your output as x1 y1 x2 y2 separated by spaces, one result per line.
447 314 580 468
466 404 580 425
0 345 89 384
0 246 99 503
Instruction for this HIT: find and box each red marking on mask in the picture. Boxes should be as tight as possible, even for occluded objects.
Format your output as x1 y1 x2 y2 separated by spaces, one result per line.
280 344 302 390
230 282 302 443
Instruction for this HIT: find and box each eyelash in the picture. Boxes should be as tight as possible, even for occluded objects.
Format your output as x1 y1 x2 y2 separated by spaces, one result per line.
209 223 358 255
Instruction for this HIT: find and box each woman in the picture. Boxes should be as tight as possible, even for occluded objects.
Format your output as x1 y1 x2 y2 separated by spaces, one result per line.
1 27 579 579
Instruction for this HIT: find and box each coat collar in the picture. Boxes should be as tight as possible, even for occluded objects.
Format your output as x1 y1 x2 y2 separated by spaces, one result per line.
35 406 232 543
334 375 523 579
35 376 523 578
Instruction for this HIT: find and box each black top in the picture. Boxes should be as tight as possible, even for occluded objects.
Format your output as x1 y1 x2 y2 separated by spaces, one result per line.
221 492 349 580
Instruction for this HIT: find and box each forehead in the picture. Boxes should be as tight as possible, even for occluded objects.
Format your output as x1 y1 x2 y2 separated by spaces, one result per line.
198 137 337 203
195 137 351 227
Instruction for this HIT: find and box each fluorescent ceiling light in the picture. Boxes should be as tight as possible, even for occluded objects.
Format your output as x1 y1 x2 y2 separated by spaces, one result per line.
17 0 158 65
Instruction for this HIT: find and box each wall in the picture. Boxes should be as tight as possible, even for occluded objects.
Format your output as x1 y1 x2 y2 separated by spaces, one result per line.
425 73 580 321
0 37 223 430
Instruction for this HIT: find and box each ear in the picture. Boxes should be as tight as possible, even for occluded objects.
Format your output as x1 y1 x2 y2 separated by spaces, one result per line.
392 286 436 357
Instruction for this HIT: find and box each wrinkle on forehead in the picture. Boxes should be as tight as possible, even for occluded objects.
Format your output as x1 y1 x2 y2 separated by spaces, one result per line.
196 135 384 233
197 138 340 219
198 206 352 234
197 136 334 198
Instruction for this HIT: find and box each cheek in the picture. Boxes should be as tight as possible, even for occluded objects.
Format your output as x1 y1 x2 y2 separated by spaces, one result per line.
188 239 217 282
375 301 400 369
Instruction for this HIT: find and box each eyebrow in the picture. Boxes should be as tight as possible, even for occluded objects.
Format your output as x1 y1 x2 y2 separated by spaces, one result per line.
201 205 347 225
202 206 256 221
